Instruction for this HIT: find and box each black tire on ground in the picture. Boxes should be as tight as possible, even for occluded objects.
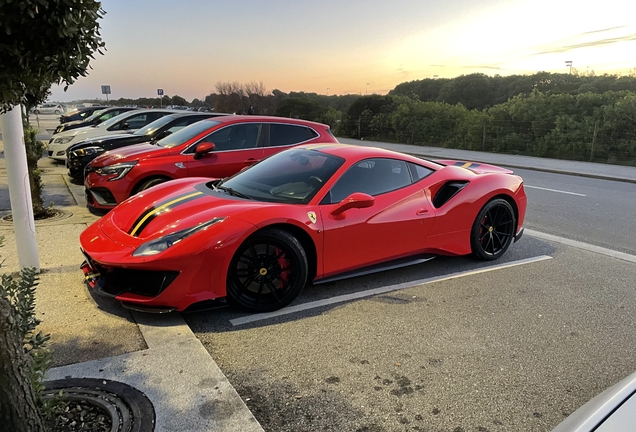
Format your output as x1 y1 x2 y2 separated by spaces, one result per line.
470 198 516 261
135 177 168 194
226 228 308 312
54 110 61 114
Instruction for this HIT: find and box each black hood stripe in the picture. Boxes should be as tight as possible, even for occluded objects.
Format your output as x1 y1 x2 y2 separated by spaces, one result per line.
129 191 204 237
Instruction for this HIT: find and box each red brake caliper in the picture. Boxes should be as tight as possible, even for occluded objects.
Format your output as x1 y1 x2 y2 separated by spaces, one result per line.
276 247 290 289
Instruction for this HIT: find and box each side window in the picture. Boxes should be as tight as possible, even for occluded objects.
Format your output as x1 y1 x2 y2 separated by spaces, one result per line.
196 123 261 151
269 124 317 147
326 158 412 204
113 113 148 130
165 118 196 134
408 162 434 181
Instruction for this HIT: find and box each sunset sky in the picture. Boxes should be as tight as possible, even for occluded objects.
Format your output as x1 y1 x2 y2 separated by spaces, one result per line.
49 0 636 102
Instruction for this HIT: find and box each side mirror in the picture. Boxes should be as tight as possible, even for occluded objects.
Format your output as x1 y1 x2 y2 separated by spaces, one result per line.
121 122 131 130
331 192 374 216
194 142 215 160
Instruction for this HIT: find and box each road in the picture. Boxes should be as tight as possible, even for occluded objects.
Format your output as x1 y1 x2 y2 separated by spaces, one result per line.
507 168 636 255
17 115 636 431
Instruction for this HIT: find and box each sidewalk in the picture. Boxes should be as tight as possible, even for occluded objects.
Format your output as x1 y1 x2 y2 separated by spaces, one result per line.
338 138 636 183
0 139 263 432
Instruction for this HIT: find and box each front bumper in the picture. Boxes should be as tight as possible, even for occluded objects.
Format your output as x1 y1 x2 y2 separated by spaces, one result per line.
48 142 71 160
81 251 179 299
514 227 524 243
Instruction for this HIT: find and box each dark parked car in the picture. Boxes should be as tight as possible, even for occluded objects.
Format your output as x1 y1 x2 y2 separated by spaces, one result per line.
59 106 109 124
65 112 227 179
53 107 138 134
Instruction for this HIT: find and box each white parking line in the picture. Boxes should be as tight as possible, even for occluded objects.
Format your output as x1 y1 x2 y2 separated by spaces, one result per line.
230 255 552 326
525 185 586 196
525 229 636 264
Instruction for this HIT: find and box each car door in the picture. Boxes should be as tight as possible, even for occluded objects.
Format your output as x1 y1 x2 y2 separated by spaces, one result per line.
319 158 437 276
263 123 320 157
184 122 264 178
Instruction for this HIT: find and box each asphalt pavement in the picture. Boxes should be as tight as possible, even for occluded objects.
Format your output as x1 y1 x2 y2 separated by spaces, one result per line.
1 118 636 431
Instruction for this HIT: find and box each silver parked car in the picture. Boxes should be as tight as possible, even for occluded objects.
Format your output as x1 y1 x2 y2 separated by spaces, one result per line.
552 370 636 431
33 103 66 115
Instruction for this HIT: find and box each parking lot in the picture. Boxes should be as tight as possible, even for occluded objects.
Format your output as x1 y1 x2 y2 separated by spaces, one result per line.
9 113 636 431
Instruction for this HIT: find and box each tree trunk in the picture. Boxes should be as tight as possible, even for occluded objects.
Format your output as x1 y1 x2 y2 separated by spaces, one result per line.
0 295 46 432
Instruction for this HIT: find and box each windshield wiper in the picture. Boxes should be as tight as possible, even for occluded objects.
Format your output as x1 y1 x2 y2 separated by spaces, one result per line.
217 185 251 200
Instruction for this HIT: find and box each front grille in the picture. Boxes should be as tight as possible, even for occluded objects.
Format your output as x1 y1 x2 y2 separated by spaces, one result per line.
96 268 180 298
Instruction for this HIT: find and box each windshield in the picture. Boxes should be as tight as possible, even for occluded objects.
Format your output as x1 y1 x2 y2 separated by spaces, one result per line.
216 148 345 204
133 115 176 136
96 111 138 129
156 120 219 148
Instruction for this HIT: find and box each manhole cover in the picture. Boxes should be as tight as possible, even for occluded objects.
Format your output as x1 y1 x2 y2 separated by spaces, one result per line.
0 209 73 225
43 378 156 432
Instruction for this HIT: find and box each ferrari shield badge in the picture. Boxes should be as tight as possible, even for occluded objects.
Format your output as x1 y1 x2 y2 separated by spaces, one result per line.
307 211 317 224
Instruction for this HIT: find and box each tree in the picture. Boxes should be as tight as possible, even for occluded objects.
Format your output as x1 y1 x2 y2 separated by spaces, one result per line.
172 95 188 106
0 1 105 429
0 0 106 111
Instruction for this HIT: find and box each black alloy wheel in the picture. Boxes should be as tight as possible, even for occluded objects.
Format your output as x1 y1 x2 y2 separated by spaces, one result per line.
226 228 308 312
470 198 516 260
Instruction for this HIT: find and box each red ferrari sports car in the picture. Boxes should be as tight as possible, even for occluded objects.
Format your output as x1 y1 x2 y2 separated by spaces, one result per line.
80 143 526 313
83 115 337 210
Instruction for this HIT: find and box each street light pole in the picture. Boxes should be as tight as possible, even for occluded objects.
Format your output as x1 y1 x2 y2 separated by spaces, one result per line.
326 88 330 96
366 83 370 95
565 61 573 74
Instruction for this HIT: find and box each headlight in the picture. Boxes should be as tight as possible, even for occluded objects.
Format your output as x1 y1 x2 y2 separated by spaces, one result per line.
132 218 226 257
53 136 75 144
95 161 138 181
70 146 104 158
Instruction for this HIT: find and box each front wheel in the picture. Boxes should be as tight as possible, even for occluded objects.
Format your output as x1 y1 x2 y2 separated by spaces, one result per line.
470 198 516 261
135 177 169 194
226 228 308 312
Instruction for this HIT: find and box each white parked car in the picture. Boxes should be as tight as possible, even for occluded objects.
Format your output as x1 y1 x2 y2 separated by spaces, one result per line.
33 103 65 115
48 109 176 161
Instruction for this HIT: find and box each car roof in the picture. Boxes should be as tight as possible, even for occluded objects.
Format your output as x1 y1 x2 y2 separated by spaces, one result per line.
206 115 329 128
295 143 442 167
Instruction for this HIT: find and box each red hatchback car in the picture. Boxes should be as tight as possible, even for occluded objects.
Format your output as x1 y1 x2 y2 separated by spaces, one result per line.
84 115 337 210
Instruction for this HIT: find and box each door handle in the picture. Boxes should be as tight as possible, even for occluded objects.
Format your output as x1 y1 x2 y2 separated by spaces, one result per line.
244 158 258 165
416 209 429 215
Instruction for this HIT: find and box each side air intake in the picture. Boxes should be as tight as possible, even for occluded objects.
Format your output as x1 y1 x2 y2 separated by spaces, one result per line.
432 181 469 208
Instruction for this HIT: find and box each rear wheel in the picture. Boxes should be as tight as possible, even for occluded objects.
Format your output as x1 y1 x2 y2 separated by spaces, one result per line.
226 228 308 312
470 198 515 260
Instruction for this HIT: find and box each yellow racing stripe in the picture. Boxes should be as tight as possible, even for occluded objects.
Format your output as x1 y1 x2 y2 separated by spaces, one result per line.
461 162 472 168
130 191 203 237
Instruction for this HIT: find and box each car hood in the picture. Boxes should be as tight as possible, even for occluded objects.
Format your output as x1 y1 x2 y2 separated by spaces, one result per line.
90 143 168 166
100 178 265 244
434 159 514 175
70 134 140 150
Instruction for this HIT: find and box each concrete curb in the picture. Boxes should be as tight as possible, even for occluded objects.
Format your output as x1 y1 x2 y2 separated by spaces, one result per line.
46 313 265 432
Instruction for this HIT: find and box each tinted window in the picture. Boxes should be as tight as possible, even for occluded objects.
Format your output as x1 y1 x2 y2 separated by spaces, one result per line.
408 162 434 181
326 158 412 203
198 123 261 151
269 124 317 147
134 115 176 136
156 120 220 148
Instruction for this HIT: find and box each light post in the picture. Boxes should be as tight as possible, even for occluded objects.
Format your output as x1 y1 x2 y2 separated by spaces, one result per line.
366 82 370 95
326 88 330 96
565 61 573 74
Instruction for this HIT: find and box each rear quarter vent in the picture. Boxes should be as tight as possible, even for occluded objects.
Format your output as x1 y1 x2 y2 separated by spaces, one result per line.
432 181 469 208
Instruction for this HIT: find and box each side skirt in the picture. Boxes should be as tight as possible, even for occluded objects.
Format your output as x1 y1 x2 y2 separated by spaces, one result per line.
314 254 436 285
